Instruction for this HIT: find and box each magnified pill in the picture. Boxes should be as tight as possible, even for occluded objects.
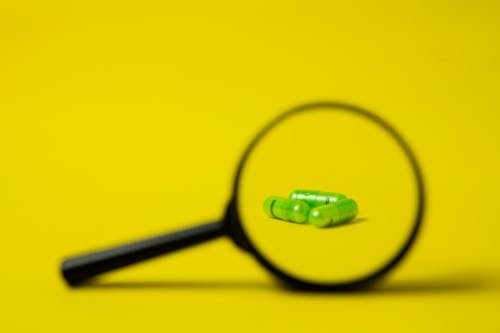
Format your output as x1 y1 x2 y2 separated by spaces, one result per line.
263 196 310 224
308 198 358 228
289 189 346 207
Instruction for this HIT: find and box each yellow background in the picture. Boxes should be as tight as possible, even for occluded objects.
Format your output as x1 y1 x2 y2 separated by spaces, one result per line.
1 0 499 331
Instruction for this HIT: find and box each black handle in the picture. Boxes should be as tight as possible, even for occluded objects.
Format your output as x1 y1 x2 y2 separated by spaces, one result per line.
61 221 226 286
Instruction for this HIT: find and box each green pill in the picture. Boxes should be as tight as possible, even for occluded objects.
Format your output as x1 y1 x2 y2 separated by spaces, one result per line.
289 189 346 207
263 196 310 224
308 198 358 228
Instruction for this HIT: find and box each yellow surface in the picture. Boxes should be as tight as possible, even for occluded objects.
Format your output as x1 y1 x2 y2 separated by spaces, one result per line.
1 0 499 331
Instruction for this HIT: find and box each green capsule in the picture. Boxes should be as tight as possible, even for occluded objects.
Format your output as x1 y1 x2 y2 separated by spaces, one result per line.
289 189 346 207
263 196 310 224
308 198 358 228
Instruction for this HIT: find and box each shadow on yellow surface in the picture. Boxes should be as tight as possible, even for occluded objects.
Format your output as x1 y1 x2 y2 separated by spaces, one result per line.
82 271 493 294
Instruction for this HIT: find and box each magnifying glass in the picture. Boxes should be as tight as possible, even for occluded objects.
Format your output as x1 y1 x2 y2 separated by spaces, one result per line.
61 101 425 290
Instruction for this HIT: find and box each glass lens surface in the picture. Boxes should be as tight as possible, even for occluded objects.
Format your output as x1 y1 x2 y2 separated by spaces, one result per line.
237 107 420 284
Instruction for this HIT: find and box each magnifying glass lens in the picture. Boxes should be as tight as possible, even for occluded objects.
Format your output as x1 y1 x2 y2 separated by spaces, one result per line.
237 107 419 285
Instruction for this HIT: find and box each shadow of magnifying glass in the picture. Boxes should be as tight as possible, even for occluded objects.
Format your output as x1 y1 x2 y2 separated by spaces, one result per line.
80 271 492 295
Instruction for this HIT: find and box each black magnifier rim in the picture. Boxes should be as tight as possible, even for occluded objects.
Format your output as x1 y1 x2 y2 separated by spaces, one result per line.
231 101 425 290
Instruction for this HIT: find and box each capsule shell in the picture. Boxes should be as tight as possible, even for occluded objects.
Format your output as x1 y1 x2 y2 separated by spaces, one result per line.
263 196 310 224
308 198 358 228
289 189 346 207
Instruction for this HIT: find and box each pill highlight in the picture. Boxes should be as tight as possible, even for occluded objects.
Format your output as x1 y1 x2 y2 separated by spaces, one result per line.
263 196 310 224
289 189 346 207
308 198 358 228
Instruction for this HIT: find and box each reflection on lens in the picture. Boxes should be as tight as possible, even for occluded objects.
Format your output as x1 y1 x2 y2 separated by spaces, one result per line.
237 106 420 285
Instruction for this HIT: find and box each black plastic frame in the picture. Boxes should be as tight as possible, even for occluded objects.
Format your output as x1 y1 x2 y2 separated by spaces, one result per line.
228 101 425 290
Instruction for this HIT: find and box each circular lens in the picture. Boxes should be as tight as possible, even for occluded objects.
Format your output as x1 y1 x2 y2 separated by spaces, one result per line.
235 103 423 287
